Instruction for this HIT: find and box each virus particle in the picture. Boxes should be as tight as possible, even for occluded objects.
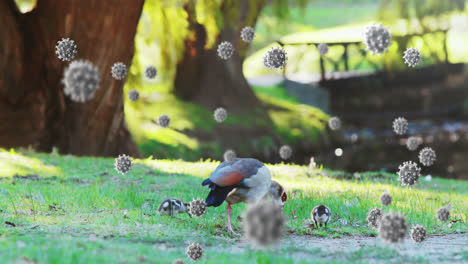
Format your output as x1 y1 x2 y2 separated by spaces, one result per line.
317 43 329 55
279 145 292 160
217 41 234 60
403 47 421 67
410 225 427 243
144 65 157 79
378 212 408 244
436 206 450 222
186 242 203 261
128 89 139 102
263 46 288 70
188 198 206 218
172 260 184 264
380 192 392 207
223 149 236 162
240 26 255 43
111 62 128 80
328 116 341 130
55 38 78 61
334 148 343 157
62 60 101 103
363 23 392 55
114 154 132 175
397 161 421 187
393 117 408 135
157 114 170 128
367 208 383 230
418 147 436 167
406 136 420 151
214 107 228 123
243 200 285 247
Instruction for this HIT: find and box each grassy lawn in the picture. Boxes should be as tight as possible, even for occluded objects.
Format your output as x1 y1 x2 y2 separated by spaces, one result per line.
0 149 466 263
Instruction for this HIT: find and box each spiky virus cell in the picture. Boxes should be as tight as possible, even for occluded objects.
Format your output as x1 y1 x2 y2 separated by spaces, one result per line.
403 47 422 67
223 149 236 162
214 107 227 123
62 60 101 103
410 225 427 243
243 201 285 247
378 212 408 244
328 116 341 130
392 117 408 135
380 192 392 207
418 147 436 167
55 38 78 61
157 114 170 128
363 23 392 55
144 65 157 79
185 243 203 261
279 145 293 160
406 136 420 151
317 43 329 55
436 206 450 222
240 26 255 43
367 208 383 230
111 62 128 80
263 46 288 70
188 198 206 218
128 89 139 102
397 161 421 187
114 154 132 175
217 41 234 60
172 260 184 264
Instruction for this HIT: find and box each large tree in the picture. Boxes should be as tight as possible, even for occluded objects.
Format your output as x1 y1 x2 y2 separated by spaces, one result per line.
0 0 144 157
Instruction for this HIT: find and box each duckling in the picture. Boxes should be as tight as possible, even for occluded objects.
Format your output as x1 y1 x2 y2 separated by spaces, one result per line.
311 204 331 228
157 198 191 217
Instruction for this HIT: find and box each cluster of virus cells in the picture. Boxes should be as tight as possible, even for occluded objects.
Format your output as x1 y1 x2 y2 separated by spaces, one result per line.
56 38 78 62
279 145 293 160
397 161 421 186
223 149 237 162
128 89 140 102
111 62 128 80
363 23 392 55
366 207 383 230
263 46 288 70
157 114 171 128
114 154 132 175
379 192 392 207
410 225 427 243
144 65 157 79
328 116 341 130
188 198 206 218
317 43 329 56
217 41 234 60
436 206 451 222
392 117 408 135
185 242 203 261
62 60 101 103
406 136 421 151
378 212 408 244
403 47 422 67
214 107 228 123
419 147 437 166
243 200 285 247
240 26 255 43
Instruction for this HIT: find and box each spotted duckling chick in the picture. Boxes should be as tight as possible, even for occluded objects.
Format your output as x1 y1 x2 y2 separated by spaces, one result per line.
157 198 191 217
311 205 331 228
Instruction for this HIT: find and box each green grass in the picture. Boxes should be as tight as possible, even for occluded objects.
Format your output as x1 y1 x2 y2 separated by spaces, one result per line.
0 149 466 263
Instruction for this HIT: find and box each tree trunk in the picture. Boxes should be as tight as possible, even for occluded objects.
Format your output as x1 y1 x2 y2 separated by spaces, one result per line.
174 0 267 110
0 0 144 157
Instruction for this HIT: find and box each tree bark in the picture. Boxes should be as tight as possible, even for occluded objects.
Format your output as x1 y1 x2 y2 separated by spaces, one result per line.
174 0 267 110
0 0 144 157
